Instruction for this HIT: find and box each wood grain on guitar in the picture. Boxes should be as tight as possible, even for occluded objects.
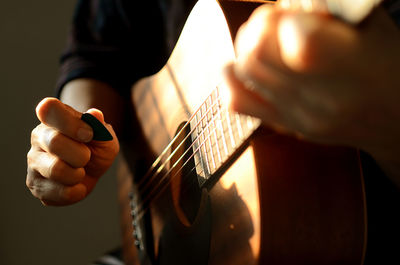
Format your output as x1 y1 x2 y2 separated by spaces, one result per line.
117 0 376 264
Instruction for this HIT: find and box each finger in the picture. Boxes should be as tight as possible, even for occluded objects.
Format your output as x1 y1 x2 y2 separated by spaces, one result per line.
85 123 120 178
31 124 91 168
224 64 282 128
225 64 311 136
36 97 93 143
27 147 86 186
235 5 288 76
277 12 358 73
82 109 113 141
86 108 105 124
26 168 87 206
234 5 298 102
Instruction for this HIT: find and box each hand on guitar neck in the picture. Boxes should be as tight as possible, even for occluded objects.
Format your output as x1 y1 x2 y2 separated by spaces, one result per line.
224 3 400 185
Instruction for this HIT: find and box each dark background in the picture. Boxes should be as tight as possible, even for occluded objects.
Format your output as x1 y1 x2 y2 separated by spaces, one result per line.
0 1 121 264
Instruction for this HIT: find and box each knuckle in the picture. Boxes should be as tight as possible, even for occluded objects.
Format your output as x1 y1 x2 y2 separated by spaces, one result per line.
75 168 86 182
68 168 86 185
25 172 35 190
67 144 91 169
49 159 85 185
25 169 70 204
48 158 64 180
79 145 92 166
25 175 44 200
26 165 40 191
46 130 63 154
30 127 38 144
30 124 43 145
27 148 35 165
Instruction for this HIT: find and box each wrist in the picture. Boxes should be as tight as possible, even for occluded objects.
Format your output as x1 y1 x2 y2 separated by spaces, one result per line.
60 78 126 135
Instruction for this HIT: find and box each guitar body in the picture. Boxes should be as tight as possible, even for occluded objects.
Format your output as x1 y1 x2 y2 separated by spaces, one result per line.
118 0 367 264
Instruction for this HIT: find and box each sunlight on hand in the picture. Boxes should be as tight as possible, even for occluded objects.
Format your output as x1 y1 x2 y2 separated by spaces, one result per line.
219 80 232 108
278 15 303 69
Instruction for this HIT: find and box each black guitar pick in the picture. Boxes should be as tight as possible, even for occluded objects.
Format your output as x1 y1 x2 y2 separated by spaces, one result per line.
81 113 113 141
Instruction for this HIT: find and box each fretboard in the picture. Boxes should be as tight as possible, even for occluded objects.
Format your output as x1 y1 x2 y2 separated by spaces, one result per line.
190 86 261 186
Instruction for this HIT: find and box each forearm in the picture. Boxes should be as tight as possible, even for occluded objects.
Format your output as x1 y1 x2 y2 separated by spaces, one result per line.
60 78 126 136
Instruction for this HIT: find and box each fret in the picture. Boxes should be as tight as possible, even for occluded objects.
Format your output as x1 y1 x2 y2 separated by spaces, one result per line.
217 117 228 159
215 87 231 157
214 130 222 164
230 112 241 143
190 86 261 186
221 110 233 154
206 95 217 171
209 134 217 171
207 124 217 172
200 117 211 176
216 98 229 158
193 110 207 182
210 90 222 164
235 113 244 140
212 119 222 164
225 108 236 149
239 114 249 137
205 129 215 172
201 103 207 132
247 116 254 131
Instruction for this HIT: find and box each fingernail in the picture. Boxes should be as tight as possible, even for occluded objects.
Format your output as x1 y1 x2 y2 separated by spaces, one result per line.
77 125 93 142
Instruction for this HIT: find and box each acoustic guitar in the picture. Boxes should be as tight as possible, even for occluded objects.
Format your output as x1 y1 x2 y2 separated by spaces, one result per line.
116 0 381 264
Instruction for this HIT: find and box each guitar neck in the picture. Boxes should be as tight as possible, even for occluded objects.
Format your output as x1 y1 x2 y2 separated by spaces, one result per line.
189 85 261 187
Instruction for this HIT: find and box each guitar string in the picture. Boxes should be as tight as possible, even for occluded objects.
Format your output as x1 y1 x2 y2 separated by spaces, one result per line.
132 117 228 222
134 88 239 210
133 0 320 191
134 86 220 191
134 98 260 221
132 101 247 220
131 111 227 219
135 86 228 195
132 94 231 215
132 0 339 201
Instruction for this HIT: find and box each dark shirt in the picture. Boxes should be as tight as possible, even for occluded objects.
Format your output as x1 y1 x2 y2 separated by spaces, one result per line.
57 0 400 264
56 0 196 98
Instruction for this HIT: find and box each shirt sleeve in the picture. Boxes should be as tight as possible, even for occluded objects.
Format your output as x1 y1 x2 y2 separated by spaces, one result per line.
56 0 168 98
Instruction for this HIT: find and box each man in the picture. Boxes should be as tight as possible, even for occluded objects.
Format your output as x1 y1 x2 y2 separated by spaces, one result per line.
26 0 400 263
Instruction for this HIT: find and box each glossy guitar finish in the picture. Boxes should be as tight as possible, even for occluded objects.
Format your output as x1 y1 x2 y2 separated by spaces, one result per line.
118 0 367 264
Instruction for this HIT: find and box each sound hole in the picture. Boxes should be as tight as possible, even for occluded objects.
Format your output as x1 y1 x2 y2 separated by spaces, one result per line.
170 122 202 226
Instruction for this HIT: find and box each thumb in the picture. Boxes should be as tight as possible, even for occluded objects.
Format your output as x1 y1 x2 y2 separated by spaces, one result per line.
36 97 94 143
